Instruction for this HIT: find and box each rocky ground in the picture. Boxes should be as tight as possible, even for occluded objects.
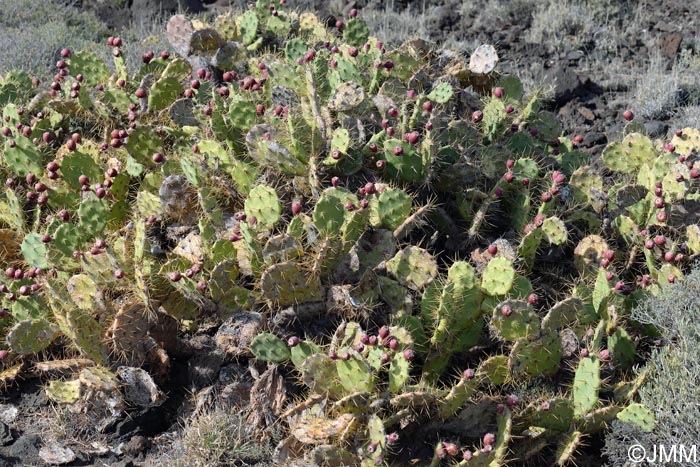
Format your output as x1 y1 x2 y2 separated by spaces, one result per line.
1 1 698 466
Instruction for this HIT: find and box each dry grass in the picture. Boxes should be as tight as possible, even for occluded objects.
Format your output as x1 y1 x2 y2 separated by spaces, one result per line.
149 402 279 467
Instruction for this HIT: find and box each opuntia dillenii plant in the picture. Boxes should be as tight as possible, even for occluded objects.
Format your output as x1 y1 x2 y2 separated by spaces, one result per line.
0 1 696 465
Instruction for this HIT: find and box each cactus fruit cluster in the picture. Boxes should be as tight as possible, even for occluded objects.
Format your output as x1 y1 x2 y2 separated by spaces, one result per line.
0 0 698 465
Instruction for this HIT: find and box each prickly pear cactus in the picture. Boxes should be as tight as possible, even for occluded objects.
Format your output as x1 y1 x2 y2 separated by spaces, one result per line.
0 2 693 464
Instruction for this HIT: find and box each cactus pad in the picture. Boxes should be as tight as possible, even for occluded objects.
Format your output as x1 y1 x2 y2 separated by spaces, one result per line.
617 403 656 432
386 245 438 291
6 319 58 355
602 133 656 174
481 257 516 296
250 332 291 362
572 357 601 417
245 184 282 230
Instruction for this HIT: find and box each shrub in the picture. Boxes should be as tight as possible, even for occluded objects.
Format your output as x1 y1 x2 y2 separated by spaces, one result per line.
604 265 700 467
0 0 108 78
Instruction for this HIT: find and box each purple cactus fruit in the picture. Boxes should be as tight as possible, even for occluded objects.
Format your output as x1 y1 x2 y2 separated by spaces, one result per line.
287 336 300 347
493 87 504 98
598 349 611 361
483 433 496 446
436 445 447 459
388 337 399 351
406 131 420 145
501 304 513 317
444 442 459 456
463 368 475 380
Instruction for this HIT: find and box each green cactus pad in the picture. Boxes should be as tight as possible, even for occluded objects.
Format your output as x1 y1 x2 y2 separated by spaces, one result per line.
491 299 540 341
617 403 656 432
67 274 106 314
337 356 375 393
555 431 582 466
126 126 163 168
686 224 700 254
510 330 562 377
69 51 109 87
381 138 424 183
528 399 574 433
148 77 182 112
260 261 323 307
313 188 359 237
6 319 58 355
284 38 307 62
572 357 601 417
301 353 343 397
427 82 454 104
250 332 291 362
542 216 568 245
608 327 635 369
46 379 81 404
541 297 582 331
388 353 411 393
476 355 510 386
3 136 43 176
290 340 322 371
66 309 108 364
342 18 369 47
386 245 438 291
369 187 412 230
60 150 103 192
481 257 516 296
602 133 656 174
77 194 107 238
21 232 50 269
238 10 259 45
670 127 700 155
244 184 282 230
